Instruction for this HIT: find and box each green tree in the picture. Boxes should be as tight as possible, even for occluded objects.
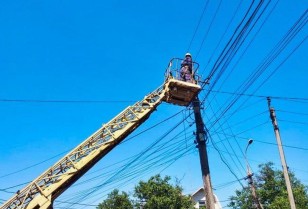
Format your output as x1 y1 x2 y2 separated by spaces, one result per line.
229 162 308 209
134 174 195 209
97 189 133 209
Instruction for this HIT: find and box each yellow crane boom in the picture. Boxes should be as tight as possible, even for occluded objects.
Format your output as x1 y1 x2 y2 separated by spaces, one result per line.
1 59 201 209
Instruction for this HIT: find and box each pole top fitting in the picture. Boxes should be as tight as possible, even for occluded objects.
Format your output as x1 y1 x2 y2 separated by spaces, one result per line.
267 97 271 108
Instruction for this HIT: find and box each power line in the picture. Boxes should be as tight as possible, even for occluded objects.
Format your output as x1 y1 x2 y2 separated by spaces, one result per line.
222 111 268 130
78 145 197 209
195 0 223 59
210 129 308 152
121 109 185 144
206 99 246 176
205 89 308 101
203 4 307 132
0 182 31 193
201 0 244 74
55 200 97 207
205 0 266 83
0 189 15 194
59 143 196 208
74 119 189 201
257 35 307 89
242 10 308 97
254 139 308 151
276 109 308 116
213 177 246 190
279 119 308 125
75 134 194 188
0 110 186 197
0 150 69 178
207 0 279 93
208 133 245 188
187 0 210 52
0 99 135 103
201 1 271 128
59 114 195 208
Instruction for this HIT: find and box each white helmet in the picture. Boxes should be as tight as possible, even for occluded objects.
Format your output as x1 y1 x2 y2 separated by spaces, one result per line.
185 53 192 57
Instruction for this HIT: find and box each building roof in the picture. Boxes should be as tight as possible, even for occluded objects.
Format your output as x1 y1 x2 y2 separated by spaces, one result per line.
191 187 222 209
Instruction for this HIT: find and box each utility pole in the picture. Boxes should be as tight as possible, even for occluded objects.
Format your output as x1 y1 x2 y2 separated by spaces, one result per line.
245 173 263 209
192 97 215 209
244 139 264 209
267 97 296 209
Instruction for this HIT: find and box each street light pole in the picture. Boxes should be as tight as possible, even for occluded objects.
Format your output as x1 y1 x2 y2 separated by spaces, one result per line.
244 139 253 175
244 139 264 209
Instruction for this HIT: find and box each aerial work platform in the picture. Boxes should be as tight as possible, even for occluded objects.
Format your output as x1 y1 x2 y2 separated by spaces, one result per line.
164 78 201 106
163 58 201 106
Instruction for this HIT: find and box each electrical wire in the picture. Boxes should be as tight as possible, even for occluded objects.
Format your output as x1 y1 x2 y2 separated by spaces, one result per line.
205 15 307 132
200 1 271 128
57 143 196 208
0 150 69 179
195 0 223 59
276 109 308 116
68 131 195 203
278 119 308 125
58 115 196 208
2 2 307 208
80 146 197 209
55 200 97 207
187 0 210 52
209 128 308 152
218 110 268 132
206 99 246 176
208 133 245 188
201 0 244 73
0 109 186 200
121 109 185 144
0 99 135 103
205 0 264 82
213 177 246 190
215 33 308 128
205 89 308 101
58 130 194 198
207 0 279 95
253 139 308 151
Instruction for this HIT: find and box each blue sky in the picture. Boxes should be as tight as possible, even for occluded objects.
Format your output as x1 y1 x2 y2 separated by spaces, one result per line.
0 0 307 208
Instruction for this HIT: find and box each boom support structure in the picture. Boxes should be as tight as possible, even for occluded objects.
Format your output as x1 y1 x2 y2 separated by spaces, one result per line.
2 86 165 209
1 58 201 209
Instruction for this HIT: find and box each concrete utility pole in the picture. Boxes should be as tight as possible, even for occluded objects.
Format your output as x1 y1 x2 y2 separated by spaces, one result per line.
192 97 215 209
267 97 296 209
244 139 264 209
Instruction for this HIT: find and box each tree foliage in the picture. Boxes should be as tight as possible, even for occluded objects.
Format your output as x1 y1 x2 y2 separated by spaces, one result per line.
97 189 133 209
229 162 308 209
97 174 194 209
134 174 195 209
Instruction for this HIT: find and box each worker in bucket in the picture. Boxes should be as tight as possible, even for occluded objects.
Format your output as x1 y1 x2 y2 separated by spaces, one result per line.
180 53 193 83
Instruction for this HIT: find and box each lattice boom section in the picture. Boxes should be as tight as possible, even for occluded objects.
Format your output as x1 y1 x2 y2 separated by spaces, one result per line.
1 86 165 209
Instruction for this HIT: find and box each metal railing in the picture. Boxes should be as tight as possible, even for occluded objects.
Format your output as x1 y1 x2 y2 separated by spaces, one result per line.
164 58 200 84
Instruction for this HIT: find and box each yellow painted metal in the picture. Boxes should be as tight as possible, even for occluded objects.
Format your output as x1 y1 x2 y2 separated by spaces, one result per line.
163 78 201 106
1 79 201 209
